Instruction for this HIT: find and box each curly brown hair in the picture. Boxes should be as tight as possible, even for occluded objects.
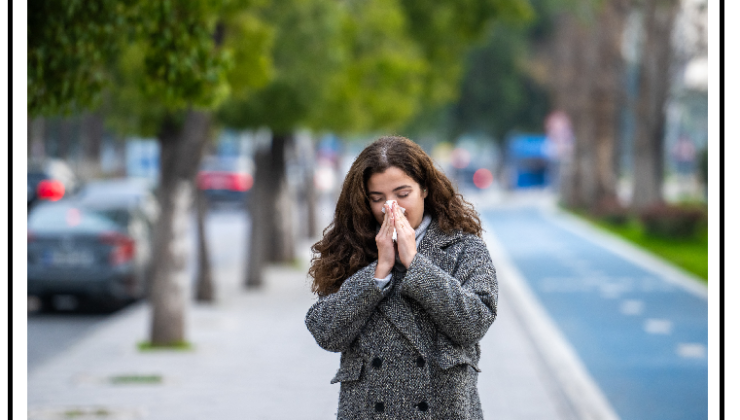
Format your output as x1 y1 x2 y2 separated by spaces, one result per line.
308 135 482 296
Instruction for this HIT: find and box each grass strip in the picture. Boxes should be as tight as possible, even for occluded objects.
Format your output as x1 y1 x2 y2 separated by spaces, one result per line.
137 340 194 352
109 374 163 385
569 212 708 283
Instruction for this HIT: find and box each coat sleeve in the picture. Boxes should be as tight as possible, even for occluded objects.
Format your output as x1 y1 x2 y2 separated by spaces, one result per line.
400 236 498 347
305 261 391 353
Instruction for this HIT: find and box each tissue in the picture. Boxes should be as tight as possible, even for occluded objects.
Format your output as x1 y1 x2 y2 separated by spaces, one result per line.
381 200 405 242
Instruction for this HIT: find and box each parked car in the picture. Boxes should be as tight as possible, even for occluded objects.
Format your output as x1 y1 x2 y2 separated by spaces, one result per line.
27 200 150 312
27 159 80 210
76 178 159 288
197 156 253 207
75 178 159 233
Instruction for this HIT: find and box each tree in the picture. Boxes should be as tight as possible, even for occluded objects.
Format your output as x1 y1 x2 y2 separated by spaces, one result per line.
217 0 430 287
533 0 629 211
29 0 273 346
441 15 551 143
217 0 531 288
631 0 681 210
28 0 139 117
110 0 273 345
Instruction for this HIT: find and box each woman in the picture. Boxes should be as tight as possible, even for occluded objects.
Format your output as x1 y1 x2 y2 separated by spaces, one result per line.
306 135 497 419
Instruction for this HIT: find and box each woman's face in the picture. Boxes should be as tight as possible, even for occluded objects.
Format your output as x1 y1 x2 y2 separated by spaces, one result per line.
366 166 428 229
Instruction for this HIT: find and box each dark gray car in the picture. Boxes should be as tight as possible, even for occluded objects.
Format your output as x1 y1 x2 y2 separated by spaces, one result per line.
27 201 149 311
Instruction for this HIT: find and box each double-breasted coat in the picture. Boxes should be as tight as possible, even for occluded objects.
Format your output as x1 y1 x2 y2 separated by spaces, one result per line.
305 220 498 420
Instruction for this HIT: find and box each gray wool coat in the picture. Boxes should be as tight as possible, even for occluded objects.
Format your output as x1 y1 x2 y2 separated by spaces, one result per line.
305 220 498 420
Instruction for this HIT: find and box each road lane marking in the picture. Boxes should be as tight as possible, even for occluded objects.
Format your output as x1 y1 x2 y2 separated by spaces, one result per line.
644 319 672 334
620 300 644 315
676 343 706 358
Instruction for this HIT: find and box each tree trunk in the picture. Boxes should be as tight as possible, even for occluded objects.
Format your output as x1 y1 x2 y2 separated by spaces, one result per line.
245 133 295 289
305 164 318 239
149 109 211 346
591 0 630 208
563 16 597 210
632 0 679 210
302 135 318 239
195 186 215 302
57 117 73 160
29 117 46 162
547 14 579 207
245 145 268 289
80 112 104 180
542 3 628 211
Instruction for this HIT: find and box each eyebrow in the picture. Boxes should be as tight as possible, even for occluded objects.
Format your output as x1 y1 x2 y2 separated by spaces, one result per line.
367 185 413 195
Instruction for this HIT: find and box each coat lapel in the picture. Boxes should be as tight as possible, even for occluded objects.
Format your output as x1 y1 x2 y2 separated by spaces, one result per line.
377 288 431 359
377 220 464 359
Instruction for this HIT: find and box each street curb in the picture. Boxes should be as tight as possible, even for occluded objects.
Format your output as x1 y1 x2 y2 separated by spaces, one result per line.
482 226 622 420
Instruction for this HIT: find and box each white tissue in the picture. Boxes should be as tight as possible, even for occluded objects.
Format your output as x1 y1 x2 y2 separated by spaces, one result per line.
380 200 406 214
381 200 405 242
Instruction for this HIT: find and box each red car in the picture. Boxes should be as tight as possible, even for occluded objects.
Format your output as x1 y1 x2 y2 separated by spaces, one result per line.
197 156 254 207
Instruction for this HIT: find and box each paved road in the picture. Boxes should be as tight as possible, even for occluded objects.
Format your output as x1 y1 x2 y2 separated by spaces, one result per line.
482 206 708 420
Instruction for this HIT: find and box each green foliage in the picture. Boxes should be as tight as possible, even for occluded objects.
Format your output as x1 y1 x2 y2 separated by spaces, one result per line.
446 20 550 142
397 0 534 107
63 408 112 418
222 11 275 97
218 0 532 136
639 204 707 240
313 0 427 133
137 0 232 110
697 147 708 186
102 42 170 137
403 0 558 141
28 0 139 116
29 0 273 135
570 209 708 282
137 340 194 351
109 374 163 384
30 0 537 139
217 0 348 133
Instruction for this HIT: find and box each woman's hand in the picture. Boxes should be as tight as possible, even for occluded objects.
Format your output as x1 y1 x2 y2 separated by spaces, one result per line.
375 202 396 278
393 204 417 268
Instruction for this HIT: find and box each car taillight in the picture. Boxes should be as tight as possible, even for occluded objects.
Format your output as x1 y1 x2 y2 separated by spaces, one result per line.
231 173 253 191
473 168 494 189
99 231 135 265
37 180 65 201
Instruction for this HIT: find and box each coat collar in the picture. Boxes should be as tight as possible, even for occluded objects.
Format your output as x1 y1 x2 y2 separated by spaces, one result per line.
418 218 466 251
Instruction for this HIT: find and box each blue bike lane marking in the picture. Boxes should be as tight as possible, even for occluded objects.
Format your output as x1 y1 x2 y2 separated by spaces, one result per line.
482 207 708 420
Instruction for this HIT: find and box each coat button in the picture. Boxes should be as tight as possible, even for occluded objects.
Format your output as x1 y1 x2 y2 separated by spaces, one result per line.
375 402 385 412
416 356 425 368
417 401 429 411
372 357 382 368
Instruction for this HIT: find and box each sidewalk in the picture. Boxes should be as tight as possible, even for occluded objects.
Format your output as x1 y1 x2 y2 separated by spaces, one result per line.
27 235 578 419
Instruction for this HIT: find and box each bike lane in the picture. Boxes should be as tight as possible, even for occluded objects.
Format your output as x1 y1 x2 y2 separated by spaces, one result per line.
482 206 708 420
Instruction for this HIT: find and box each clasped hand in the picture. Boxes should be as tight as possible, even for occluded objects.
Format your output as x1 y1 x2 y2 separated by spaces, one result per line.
375 201 416 278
